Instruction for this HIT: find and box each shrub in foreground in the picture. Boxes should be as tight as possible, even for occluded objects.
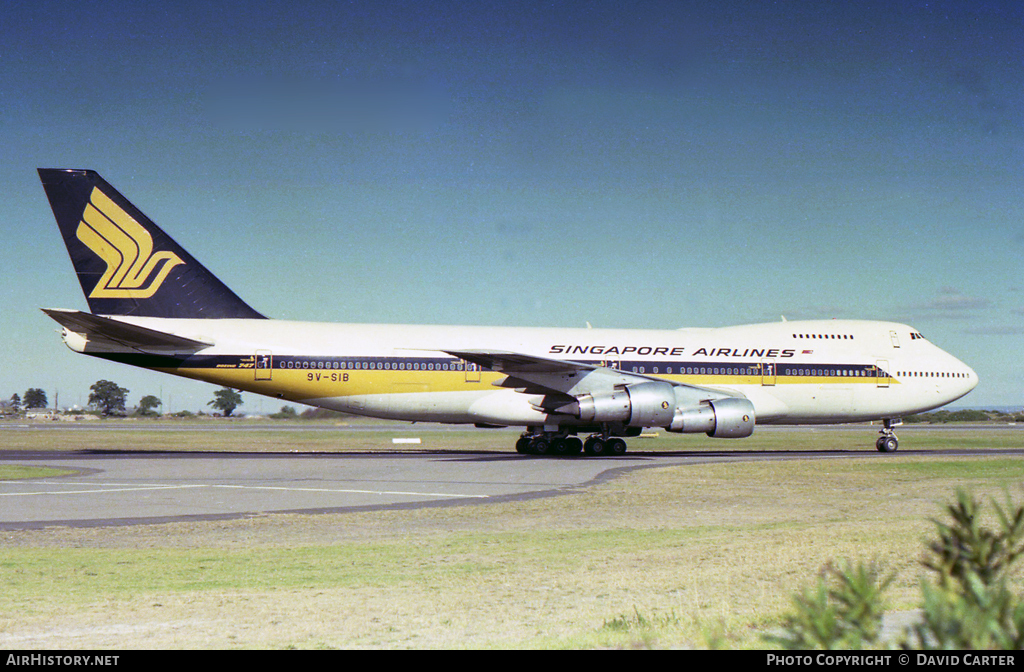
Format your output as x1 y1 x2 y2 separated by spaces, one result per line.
768 489 1024 650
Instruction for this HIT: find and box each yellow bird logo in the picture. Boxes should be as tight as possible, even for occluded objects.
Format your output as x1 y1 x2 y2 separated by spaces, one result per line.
76 187 184 299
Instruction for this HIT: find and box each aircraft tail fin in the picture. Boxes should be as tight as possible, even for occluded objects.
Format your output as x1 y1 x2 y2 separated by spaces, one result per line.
38 168 266 319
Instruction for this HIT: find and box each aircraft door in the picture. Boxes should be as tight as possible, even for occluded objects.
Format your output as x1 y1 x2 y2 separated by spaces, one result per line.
464 361 481 383
255 350 273 381
761 359 776 386
875 360 890 388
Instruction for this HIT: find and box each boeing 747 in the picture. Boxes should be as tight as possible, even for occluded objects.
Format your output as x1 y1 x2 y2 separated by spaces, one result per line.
38 169 978 455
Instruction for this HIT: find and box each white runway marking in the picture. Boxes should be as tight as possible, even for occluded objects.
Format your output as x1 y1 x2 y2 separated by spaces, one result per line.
2 481 488 500
211 484 488 498
0 483 208 496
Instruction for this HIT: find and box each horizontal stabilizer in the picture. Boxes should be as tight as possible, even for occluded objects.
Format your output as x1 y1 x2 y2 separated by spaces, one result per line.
42 308 212 350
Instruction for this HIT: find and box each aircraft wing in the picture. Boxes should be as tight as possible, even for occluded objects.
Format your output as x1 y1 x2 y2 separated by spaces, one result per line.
42 308 213 351
444 348 732 400
444 349 597 375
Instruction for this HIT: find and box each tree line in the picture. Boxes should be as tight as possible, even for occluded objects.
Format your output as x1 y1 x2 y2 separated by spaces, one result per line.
3 382 244 418
905 408 1024 423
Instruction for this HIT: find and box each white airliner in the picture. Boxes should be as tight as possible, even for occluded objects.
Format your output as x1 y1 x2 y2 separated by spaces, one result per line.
38 169 978 455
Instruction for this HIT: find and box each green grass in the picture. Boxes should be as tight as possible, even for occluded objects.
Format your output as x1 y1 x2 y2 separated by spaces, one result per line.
0 425 1022 648
0 423 504 453
871 458 1024 481
0 465 76 480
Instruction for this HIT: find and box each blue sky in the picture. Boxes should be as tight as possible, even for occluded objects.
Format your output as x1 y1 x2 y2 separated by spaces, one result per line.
1 0 1021 412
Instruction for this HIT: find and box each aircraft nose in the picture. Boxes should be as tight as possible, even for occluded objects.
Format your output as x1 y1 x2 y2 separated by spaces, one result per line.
965 363 979 393
952 356 979 396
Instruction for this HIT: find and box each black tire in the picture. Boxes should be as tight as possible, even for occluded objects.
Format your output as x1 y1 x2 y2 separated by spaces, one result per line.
876 436 898 453
607 438 627 455
584 437 606 456
516 437 531 454
564 437 583 455
530 437 551 455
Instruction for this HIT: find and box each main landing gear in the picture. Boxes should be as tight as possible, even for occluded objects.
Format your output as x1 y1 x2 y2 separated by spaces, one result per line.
876 418 901 453
515 431 628 457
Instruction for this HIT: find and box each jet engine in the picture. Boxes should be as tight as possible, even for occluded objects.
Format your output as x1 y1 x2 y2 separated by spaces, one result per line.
557 382 756 438
568 381 676 428
666 397 755 438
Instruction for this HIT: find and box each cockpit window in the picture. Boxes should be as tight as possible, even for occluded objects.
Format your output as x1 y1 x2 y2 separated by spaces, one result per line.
909 332 926 341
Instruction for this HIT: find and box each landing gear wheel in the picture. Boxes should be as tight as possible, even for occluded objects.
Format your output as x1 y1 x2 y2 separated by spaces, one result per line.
550 437 569 455
876 418 901 453
529 436 551 455
876 436 898 453
607 438 627 455
583 436 607 456
518 433 584 457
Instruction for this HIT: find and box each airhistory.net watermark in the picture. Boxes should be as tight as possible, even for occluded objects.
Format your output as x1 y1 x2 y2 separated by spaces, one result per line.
6 655 119 667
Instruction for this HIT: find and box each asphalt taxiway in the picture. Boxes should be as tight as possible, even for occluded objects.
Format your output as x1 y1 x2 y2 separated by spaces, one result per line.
1 449 684 529
3 441 1022 530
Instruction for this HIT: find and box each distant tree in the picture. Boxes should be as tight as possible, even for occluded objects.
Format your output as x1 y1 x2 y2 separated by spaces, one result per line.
23 388 48 409
945 409 991 423
9 393 21 410
89 380 129 416
300 407 353 420
270 405 298 419
136 395 162 417
209 387 243 417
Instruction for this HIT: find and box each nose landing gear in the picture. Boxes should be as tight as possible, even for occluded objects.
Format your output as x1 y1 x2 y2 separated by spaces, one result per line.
876 418 901 452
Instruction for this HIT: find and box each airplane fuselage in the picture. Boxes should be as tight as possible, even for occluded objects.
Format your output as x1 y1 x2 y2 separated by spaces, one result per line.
62 316 977 429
